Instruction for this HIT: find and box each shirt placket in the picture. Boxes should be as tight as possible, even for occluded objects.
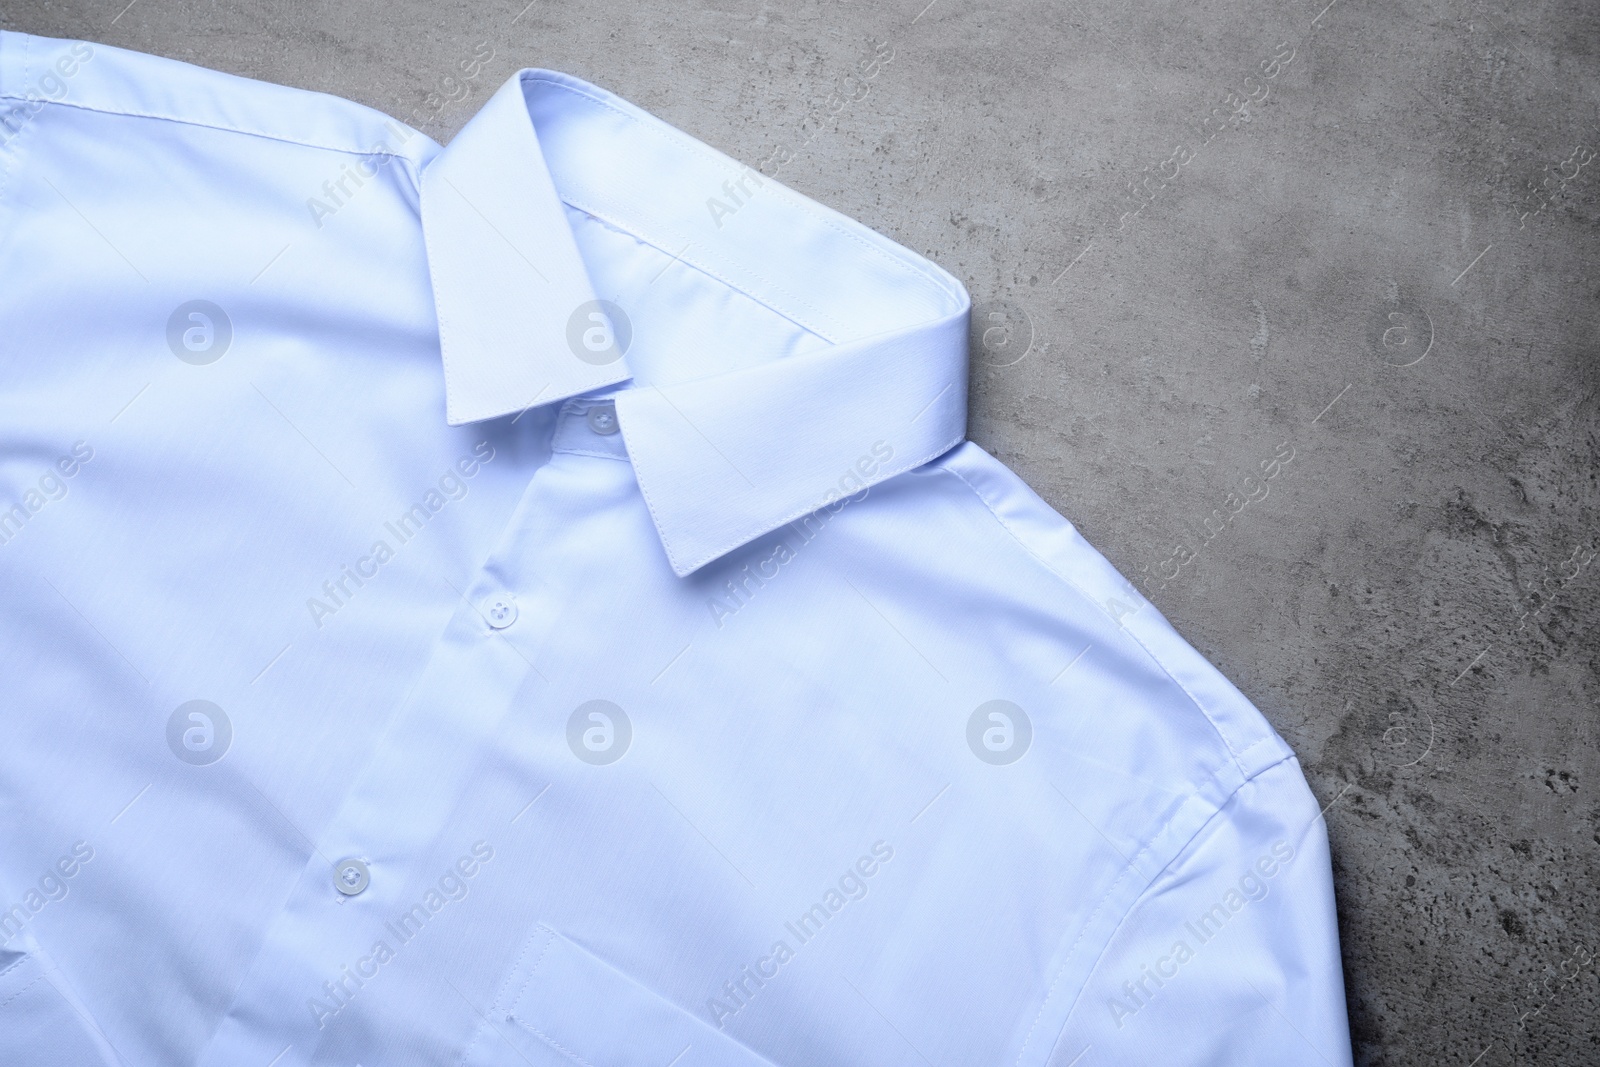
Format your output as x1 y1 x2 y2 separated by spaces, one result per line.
197 405 621 1067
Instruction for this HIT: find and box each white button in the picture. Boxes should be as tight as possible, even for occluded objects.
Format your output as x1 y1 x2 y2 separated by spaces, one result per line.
585 403 619 435
334 858 369 896
484 595 518 629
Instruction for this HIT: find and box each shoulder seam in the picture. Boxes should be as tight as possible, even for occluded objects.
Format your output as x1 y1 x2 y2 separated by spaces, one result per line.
0 93 427 167
0 35 31 227
933 457 1251 777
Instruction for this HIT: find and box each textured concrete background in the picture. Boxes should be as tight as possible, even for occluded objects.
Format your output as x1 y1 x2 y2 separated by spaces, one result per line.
4 0 1596 1063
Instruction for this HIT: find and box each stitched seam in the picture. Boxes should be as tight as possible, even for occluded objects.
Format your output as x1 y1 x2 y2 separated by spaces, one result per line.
558 186 843 345
623 409 686 572
639 426 964 576
531 72 845 335
0 88 425 295
527 73 961 302
1025 752 1299 1066
935 459 1252 771
566 204 837 347
455 924 556 1067
1009 856 1146 1067
524 74 964 328
419 174 463 425
0 92 427 165
0 39 24 220
0 971 44 1011
507 925 559 1023
1119 621 1250 760
1006 750 1291 1065
695 429 966 571
1233 733 1284 765
554 447 630 462
0 34 38 223
506 1016 602 1067
1004 744 1288 1067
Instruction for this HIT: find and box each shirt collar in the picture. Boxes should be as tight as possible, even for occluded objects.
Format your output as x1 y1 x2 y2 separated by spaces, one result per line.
419 70 969 576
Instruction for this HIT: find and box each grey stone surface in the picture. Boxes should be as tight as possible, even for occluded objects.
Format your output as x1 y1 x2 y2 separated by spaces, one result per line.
4 0 1596 1063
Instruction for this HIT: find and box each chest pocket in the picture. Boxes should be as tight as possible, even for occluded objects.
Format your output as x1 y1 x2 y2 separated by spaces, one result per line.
0 932 119 1066
461 923 780 1067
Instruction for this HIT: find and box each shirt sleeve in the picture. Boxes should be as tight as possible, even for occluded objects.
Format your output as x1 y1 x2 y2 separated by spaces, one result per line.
1052 756 1354 1067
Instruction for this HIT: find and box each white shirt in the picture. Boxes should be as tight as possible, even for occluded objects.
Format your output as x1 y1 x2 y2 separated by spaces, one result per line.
0 31 1352 1067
